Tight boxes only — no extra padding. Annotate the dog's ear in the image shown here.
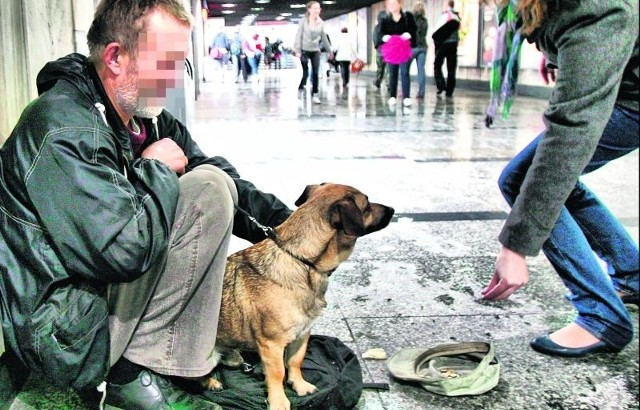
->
[330,198,366,236]
[295,185,315,207]
[294,184,321,207]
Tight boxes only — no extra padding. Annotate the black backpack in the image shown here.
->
[201,335,363,410]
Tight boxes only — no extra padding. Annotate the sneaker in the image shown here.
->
[312,95,321,104]
[402,98,412,107]
[388,97,396,105]
[105,369,221,410]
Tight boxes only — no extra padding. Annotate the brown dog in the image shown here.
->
[204,183,394,410]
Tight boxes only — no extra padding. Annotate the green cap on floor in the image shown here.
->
[387,341,500,396]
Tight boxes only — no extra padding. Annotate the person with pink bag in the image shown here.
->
[379,0,417,107]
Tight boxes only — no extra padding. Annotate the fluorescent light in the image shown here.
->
[222,3,235,7]
[290,3,306,7]
[275,16,285,20]
[323,1,336,4]
[255,0,270,3]
[280,12,292,16]
[222,10,235,14]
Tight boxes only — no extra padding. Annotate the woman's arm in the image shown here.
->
[499,1,638,256]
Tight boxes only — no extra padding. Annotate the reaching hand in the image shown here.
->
[382,35,391,43]
[481,246,529,301]
[539,55,557,85]
[401,32,411,40]
[141,138,188,175]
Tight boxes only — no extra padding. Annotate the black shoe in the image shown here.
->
[105,370,221,410]
[436,89,444,95]
[445,92,453,97]
[529,334,618,358]
[619,290,639,306]
[373,80,380,89]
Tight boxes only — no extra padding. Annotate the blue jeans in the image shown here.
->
[498,105,639,349]
[387,61,411,99]
[247,52,261,76]
[411,47,427,97]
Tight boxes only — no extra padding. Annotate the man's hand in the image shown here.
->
[539,55,557,85]
[141,138,188,174]
[481,246,529,301]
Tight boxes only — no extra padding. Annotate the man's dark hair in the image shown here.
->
[87,0,193,64]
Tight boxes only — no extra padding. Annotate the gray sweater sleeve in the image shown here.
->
[499,0,639,256]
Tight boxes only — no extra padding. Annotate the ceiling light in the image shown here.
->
[323,1,336,4]
[250,7,263,11]
[290,3,306,8]
[255,0,270,3]
[222,10,235,14]
[275,16,285,20]
[221,3,235,7]
[280,12,292,16]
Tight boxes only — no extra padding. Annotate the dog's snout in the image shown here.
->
[381,205,395,225]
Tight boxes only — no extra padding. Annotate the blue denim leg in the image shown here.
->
[411,47,427,97]
[498,105,639,349]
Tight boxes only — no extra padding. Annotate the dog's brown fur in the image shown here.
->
[204,183,394,410]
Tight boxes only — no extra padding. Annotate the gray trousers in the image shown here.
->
[108,165,237,378]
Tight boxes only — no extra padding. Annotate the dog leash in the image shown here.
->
[234,205,276,239]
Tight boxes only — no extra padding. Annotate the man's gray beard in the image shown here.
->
[115,72,164,120]
[135,106,164,119]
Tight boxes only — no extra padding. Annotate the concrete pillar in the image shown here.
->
[0,0,96,145]
[0,0,30,144]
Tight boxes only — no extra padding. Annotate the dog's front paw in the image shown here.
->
[203,377,223,391]
[290,379,317,396]
[267,391,291,410]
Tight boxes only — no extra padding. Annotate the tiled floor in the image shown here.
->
[10,67,639,409]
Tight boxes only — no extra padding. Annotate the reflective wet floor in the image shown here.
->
[9,68,639,409]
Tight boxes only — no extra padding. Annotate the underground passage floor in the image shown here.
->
[8,67,639,410]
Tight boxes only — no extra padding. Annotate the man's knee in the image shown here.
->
[179,165,238,219]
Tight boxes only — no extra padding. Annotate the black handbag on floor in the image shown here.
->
[201,335,363,410]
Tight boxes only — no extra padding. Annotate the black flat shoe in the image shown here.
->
[530,334,618,358]
[619,290,640,306]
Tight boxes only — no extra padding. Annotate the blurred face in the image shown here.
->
[308,2,321,18]
[115,8,190,118]
[386,0,401,14]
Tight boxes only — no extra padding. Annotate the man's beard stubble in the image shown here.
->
[115,63,164,120]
